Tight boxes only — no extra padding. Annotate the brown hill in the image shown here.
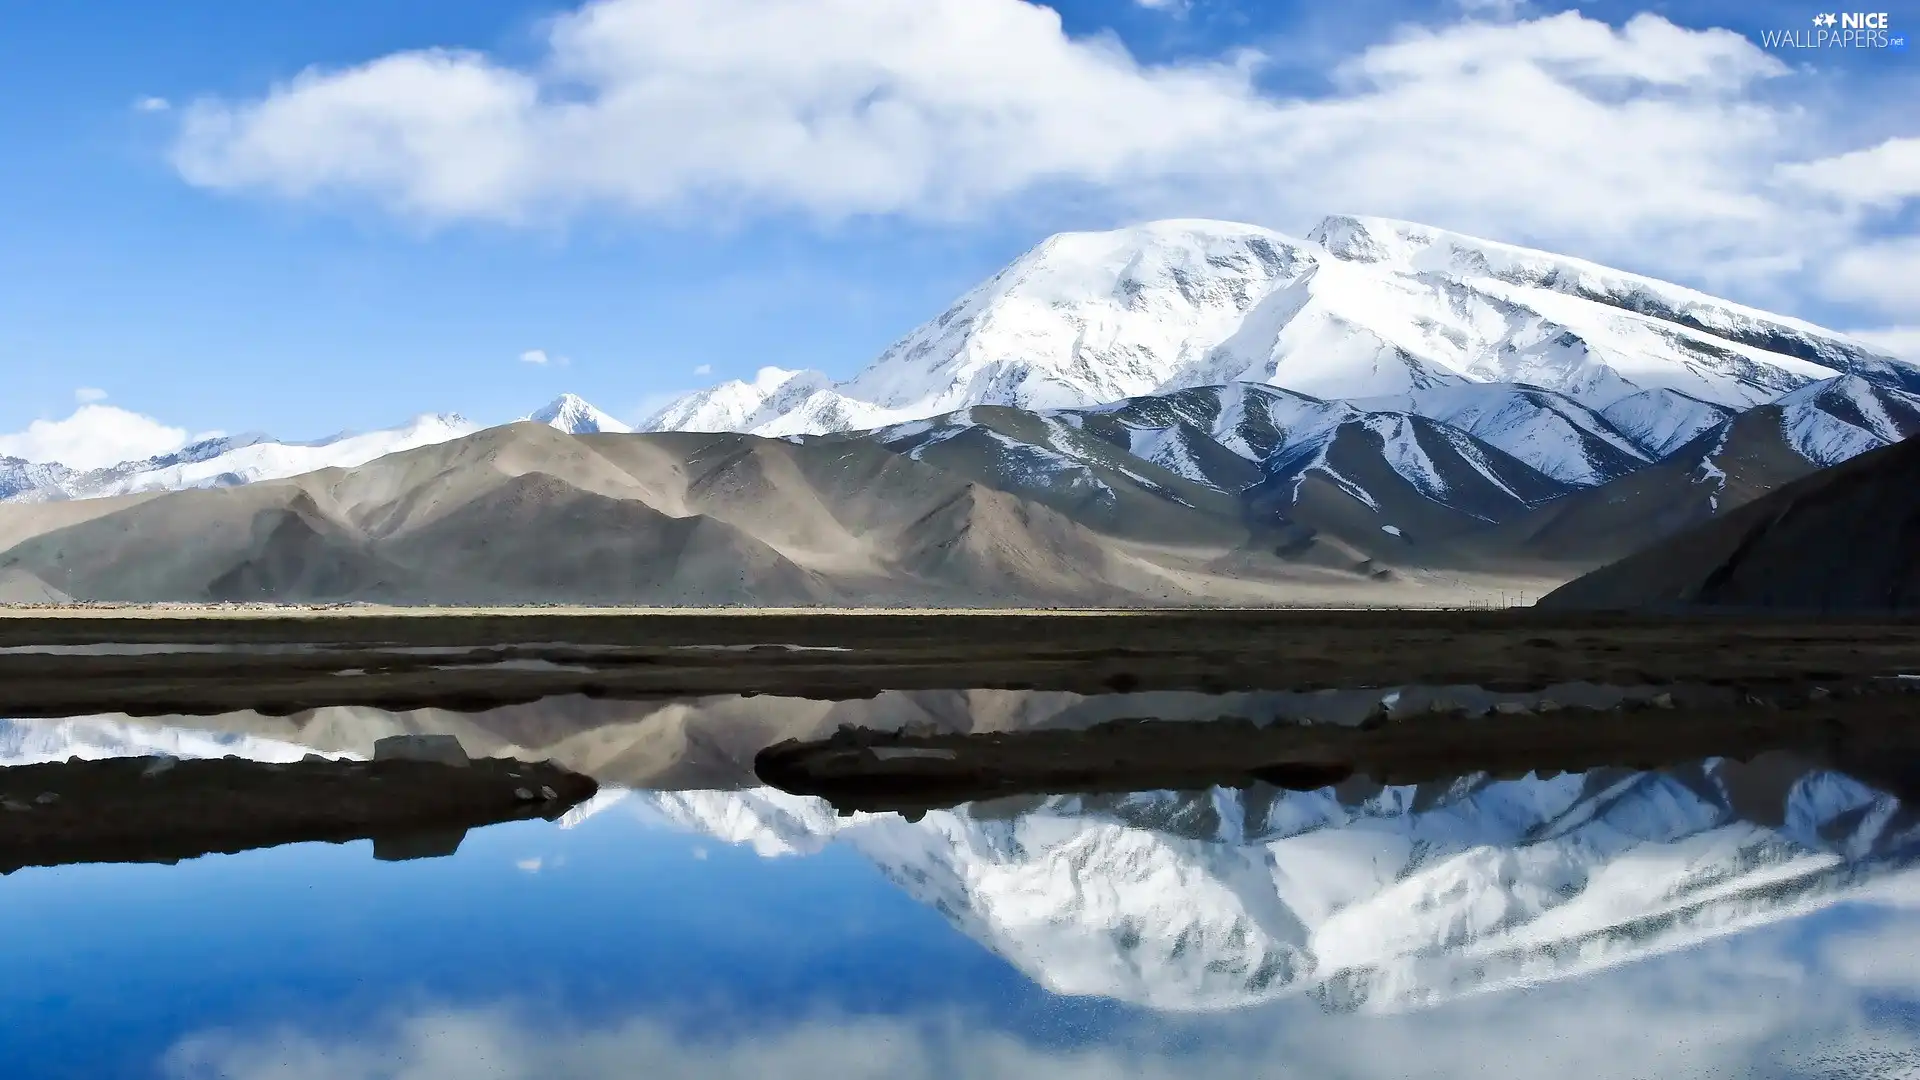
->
[0,423,1516,606]
[1539,434,1920,611]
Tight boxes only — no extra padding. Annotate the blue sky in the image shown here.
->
[1,0,1916,457]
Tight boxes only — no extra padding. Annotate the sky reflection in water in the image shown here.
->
[2,727,1920,1078]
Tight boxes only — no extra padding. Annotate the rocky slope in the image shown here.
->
[1540,431,1920,610]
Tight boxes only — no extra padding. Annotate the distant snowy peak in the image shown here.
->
[1,412,479,504]
[527,393,632,435]
[641,367,832,433]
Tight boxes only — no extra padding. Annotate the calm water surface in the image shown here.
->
[3,706,1919,1079]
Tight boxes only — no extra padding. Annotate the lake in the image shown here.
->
[2,702,1919,1079]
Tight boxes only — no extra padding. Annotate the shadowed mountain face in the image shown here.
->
[1542,433,1920,611]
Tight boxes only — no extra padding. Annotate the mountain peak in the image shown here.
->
[527,394,632,435]
[640,213,1896,444]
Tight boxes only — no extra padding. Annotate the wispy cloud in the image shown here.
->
[134,95,171,113]
[74,387,108,404]
[519,348,569,366]
[692,363,712,376]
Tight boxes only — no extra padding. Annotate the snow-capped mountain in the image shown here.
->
[526,393,633,435]
[3,215,1914,578]
[644,216,1909,439]
[0,392,633,505]
[644,367,840,434]
[647,759,1919,1014]
[0,413,478,504]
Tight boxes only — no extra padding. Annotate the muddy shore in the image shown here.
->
[754,678,1920,816]
[1,610,1919,716]
[0,753,597,873]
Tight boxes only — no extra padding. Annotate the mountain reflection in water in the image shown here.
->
[2,699,1919,1078]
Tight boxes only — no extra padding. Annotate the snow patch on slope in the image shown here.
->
[1776,375,1920,468]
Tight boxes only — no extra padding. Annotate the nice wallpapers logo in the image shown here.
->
[1761,12,1907,50]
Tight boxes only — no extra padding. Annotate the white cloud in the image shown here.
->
[1134,0,1190,13]
[169,2,1917,315]
[134,96,172,113]
[1778,136,1920,212]
[1846,326,1920,360]
[74,387,108,404]
[516,857,543,873]
[520,349,551,365]
[0,405,216,471]
[692,363,713,376]
[1820,236,1920,312]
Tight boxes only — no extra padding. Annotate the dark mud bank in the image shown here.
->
[5,611,1920,715]
[756,678,1920,816]
[0,752,597,873]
